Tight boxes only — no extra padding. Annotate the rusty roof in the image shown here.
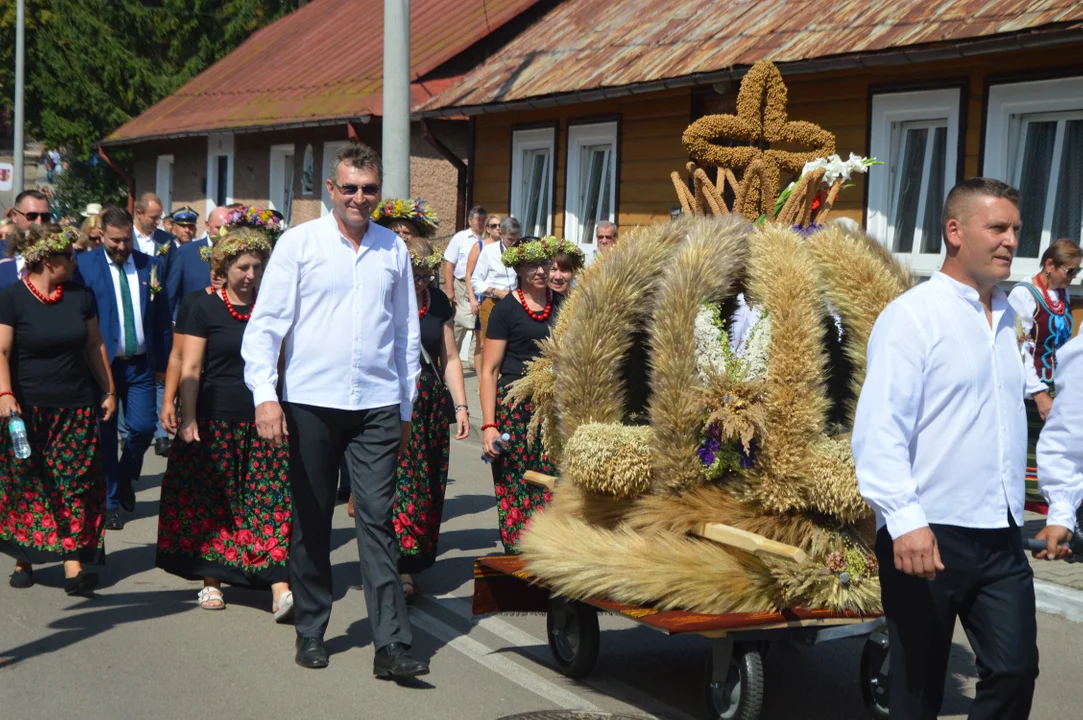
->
[418,0,1083,114]
[104,0,541,144]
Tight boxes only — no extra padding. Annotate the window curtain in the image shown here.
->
[1052,120,1083,244]
[920,127,948,254]
[891,127,928,254]
[579,144,612,243]
[282,154,295,226]
[522,149,550,236]
[1017,121,1057,258]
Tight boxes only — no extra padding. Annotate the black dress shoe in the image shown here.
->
[118,480,136,512]
[64,571,99,595]
[295,636,329,669]
[104,509,125,531]
[373,642,429,680]
[154,437,172,457]
[9,567,33,588]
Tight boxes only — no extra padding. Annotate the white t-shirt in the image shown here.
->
[444,229,482,280]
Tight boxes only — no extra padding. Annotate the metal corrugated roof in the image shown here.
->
[418,0,1083,114]
[104,0,540,144]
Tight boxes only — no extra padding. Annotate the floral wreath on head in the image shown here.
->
[199,227,273,268]
[218,205,288,244]
[372,198,440,238]
[409,249,443,273]
[23,227,79,265]
[500,235,565,267]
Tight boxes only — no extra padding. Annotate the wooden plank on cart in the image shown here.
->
[694,523,808,564]
[523,471,557,490]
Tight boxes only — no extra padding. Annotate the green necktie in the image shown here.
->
[116,263,137,357]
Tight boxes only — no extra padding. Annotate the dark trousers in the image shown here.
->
[876,521,1039,720]
[284,402,411,648]
[100,356,156,511]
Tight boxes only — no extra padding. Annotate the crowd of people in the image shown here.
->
[0,142,602,677]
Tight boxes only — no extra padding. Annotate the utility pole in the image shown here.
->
[13,0,26,196]
[382,0,410,198]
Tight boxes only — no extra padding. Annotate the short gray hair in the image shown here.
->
[596,220,617,236]
[500,216,521,236]
[330,143,382,183]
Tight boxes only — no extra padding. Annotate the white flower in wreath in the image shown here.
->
[694,304,727,383]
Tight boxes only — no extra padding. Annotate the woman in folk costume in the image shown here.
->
[1008,238,1082,505]
[480,237,575,553]
[0,225,116,593]
[348,198,470,601]
[156,216,294,618]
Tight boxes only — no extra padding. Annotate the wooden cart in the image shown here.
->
[473,555,889,720]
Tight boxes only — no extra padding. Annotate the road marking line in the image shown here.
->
[410,607,600,711]
[432,594,698,720]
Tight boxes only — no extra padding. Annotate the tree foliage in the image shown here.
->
[0,0,300,156]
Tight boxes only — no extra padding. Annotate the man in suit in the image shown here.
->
[166,205,230,315]
[169,206,198,246]
[0,190,53,288]
[75,207,171,530]
[133,192,176,457]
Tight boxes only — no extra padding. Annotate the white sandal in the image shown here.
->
[197,586,226,610]
[273,590,294,623]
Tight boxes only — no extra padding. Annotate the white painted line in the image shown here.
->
[432,594,699,720]
[1034,579,1083,624]
[410,606,600,711]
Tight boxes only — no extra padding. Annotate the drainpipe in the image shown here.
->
[421,119,466,230]
[97,146,135,214]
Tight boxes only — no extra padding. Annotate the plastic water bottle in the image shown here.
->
[482,433,510,465]
[9,412,30,460]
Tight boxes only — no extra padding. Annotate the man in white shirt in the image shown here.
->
[133,192,175,259]
[443,205,487,365]
[470,216,521,343]
[853,178,1072,719]
[242,143,427,680]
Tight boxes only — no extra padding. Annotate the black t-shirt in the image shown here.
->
[185,291,255,422]
[485,291,563,382]
[420,287,454,375]
[174,289,209,335]
[0,281,98,408]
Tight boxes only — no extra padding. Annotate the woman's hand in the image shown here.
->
[99,393,117,422]
[482,426,503,459]
[1034,391,1054,421]
[469,295,480,315]
[0,393,20,418]
[178,418,200,444]
[160,401,178,435]
[454,408,470,440]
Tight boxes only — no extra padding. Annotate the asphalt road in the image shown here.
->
[2,438,1081,720]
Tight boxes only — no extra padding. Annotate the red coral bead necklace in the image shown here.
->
[517,287,552,322]
[24,277,63,304]
[1035,273,1066,315]
[221,287,255,321]
[418,289,429,319]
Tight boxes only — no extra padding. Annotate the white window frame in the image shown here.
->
[510,127,555,236]
[985,76,1083,281]
[866,88,960,276]
[563,121,618,247]
[268,143,295,222]
[321,140,351,216]
[155,154,174,213]
[205,133,234,211]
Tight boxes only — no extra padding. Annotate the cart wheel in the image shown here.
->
[860,631,890,719]
[547,596,600,679]
[705,644,764,720]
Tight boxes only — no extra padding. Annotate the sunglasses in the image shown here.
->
[1067,268,1081,278]
[331,181,380,197]
[413,272,435,284]
[14,209,53,222]
[486,222,500,228]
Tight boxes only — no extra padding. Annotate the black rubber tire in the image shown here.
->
[704,644,764,720]
[546,596,601,679]
[860,634,890,719]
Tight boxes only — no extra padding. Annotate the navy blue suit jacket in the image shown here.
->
[74,246,171,372]
[143,227,176,273]
[0,240,18,289]
[165,236,211,316]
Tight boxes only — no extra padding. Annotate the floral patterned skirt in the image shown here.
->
[156,418,291,588]
[0,406,105,565]
[395,371,450,574]
[492,383,554,554]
